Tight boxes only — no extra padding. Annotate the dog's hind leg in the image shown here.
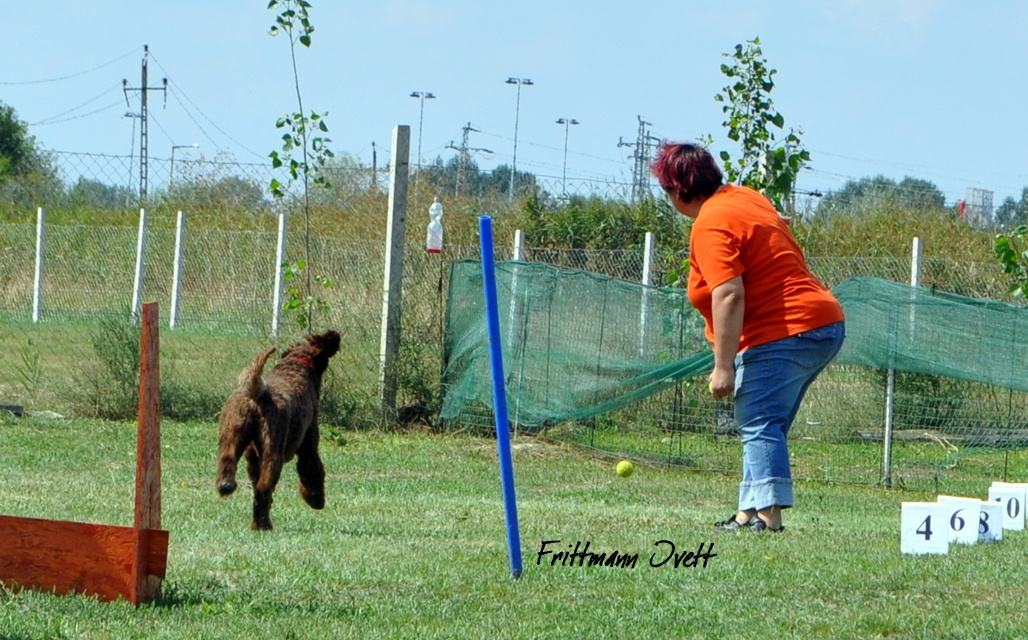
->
[244,445,260,489]
[252,452,284,530]
[296,426,326,510]
[216,424,253,497]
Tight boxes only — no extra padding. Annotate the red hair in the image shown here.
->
[650,141,723,202]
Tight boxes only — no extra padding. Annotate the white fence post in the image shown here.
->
[508,229,527,436]
[883,236,923,487]
[512,229,525,261]
[32,207,45,324]
[379,125,411,420]
[271,212,287,337]
[508,229,526,349]
[130,208,148,324]
[170,210,186,329]
[639,231,655,355]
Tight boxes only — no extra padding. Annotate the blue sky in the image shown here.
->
[3,1,1027,207]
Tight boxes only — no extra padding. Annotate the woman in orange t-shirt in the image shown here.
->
[652,142,845,533]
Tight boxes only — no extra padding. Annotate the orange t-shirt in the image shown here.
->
[687,185,844,350]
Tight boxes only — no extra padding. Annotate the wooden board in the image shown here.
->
[0,515,167,603]
[0,301,168,605]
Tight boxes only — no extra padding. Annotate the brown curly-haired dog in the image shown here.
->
[216,330,341,530]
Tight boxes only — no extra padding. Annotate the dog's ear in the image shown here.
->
[308,330,341,358]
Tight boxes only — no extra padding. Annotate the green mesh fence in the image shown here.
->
[441,260,713,427]
[833,276,1028,390]
[440,260,1028,489]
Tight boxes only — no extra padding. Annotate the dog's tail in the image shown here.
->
[238,346,276,399]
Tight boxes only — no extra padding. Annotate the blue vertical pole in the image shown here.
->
[479,215,523,579]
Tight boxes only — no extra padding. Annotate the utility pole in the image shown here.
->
[445,122,492,197]
[618,115,661,203]
[371,141,378,191]
[123,45,167,201]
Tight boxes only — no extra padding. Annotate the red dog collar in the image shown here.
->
[294,356,315,370]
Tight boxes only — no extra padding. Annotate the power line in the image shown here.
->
[0,48,138,85]
[146,111,177,148]
[32,98,125,127]
[149,52,266,161]
[30,84,124,126]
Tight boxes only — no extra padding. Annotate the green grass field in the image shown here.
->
[1,416,1027,639]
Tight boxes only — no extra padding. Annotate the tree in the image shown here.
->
[818,175,946,215]
[710,38,810,213]
[0,101,61,208]
[192,175,268,212]
[896,177,946,210]
[995,223,1028,299]
[66,177,134,209]
[267,0,334,333]
[419,156,539,199]
[994,187,1028,228]
[0,101,39,177]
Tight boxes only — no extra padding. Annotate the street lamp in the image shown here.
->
[505,77,533,198]
[170,143,198,188]
[556,118,579,196]
[409,91,435,177]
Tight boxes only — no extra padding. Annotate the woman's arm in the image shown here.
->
[709,276,744,399]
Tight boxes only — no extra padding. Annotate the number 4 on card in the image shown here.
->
[901,502,949,555]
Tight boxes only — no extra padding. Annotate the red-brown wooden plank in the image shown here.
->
[0,515,168,603]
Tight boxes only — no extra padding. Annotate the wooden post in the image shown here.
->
[379,125,410,421]
[132,301,163,605]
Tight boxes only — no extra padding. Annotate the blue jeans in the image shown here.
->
[733,321,845,512]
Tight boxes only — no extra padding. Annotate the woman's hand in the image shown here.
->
[709,366,735,400]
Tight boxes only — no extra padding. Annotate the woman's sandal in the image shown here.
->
[751,519,785,533]
[714,514,759,531]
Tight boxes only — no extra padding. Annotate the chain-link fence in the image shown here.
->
[3,149,1027,491]
[32,149,646,210]
[3,209,1026,491]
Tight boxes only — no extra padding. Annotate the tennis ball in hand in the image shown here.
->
[616,460,635,478]
[708,380,714,394]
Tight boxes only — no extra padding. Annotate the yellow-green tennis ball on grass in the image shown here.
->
[616,460,635,478]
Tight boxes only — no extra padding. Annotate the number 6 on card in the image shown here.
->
[937,495,981,545]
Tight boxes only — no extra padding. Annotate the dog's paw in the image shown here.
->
[218,480,237,496]
[252,518,274,531]
[301,488,325,510]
